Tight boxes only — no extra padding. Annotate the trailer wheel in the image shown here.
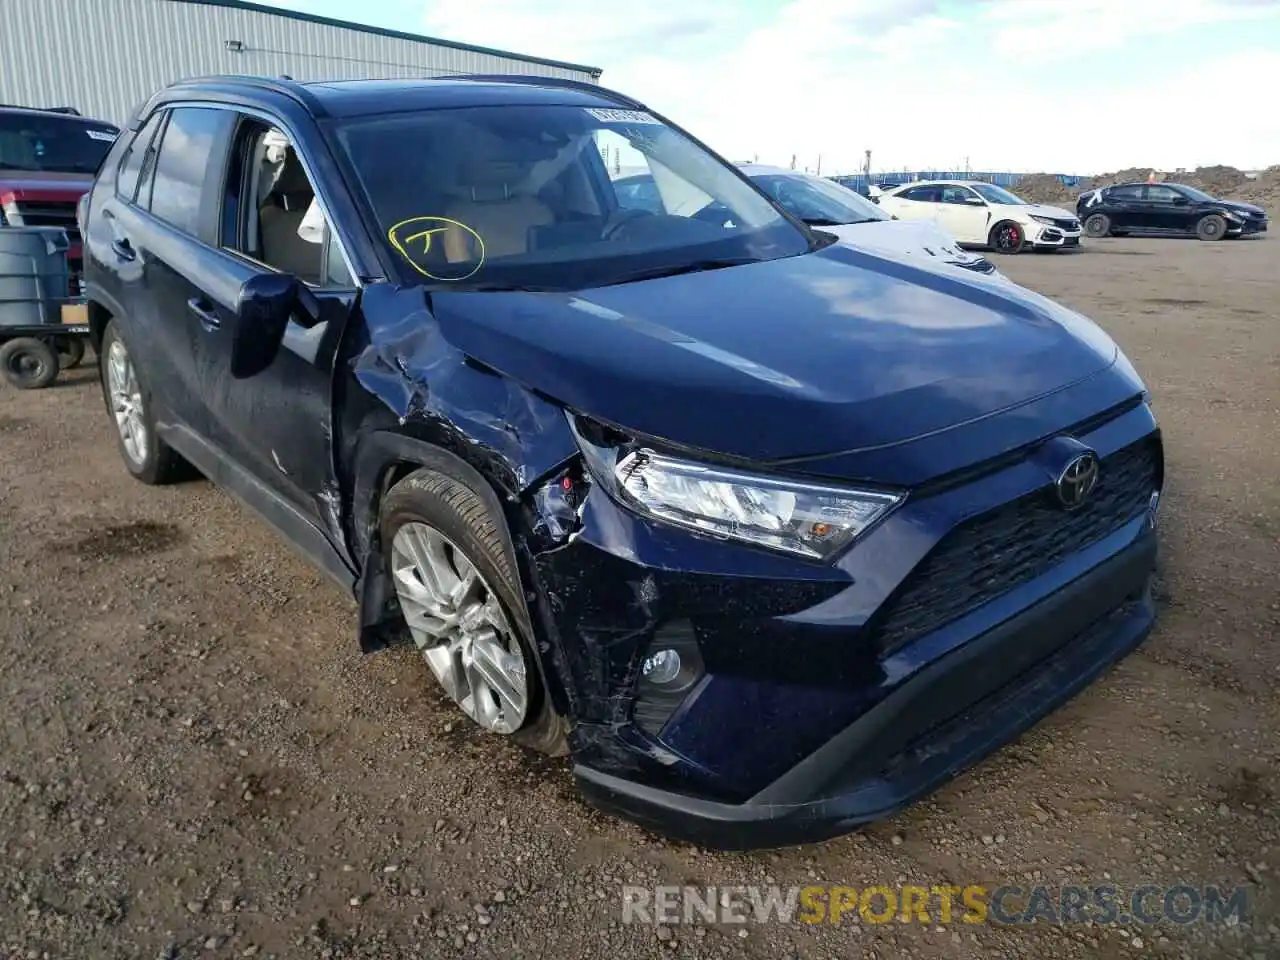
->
[54,336,86,370]
[0,337,60,390]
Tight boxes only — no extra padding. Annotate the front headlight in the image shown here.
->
[611,449,902,560]
[1030,215,1058,226]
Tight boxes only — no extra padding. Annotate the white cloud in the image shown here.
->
[416,0,1280,173]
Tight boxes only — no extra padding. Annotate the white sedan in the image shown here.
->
[735,165,1003,279]
[874,180,1082,254]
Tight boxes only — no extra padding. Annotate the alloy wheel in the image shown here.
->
[107,339,148,466]
[389,521,530,734]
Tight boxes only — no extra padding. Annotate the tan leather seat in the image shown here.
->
[441,155,553,263]
[259,150,322,283]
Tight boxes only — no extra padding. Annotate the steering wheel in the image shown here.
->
[601,207,655,240]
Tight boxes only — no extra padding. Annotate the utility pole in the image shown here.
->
[815,154,822,176]
[863,149,872,179]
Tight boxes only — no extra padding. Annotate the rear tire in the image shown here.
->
[1196,214,1227,241]
[99,320,187,485]
[0,338,59,389]
[1084,213,1111,238]
[381,465,569,756]
[989,221,1025,254]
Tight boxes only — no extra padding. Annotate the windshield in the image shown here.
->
[970,183,1028,205]
[336,105,810,290]
[0,113,117,174]
[1176,184,1217,203]
[751,173,888,225]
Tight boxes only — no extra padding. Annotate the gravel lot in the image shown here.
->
[1,237,1277,960]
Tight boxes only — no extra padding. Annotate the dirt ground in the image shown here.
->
[1,237,1277,960]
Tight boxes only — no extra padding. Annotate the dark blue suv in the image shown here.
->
[80,75,1163,849]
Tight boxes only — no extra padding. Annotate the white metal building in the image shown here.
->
[0,0,602,126]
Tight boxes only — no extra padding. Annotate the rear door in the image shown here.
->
[1101,184,1145,230]
[98,106,236,435]
[886,184,945,224]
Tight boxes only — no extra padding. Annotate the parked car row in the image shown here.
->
[71,73,1165,849]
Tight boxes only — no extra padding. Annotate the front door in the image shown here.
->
[190,114,358,557]
[937,184,990,244]
[1143,184,1193,232]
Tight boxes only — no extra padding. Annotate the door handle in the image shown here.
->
[110,238,136,261]
[187,298,221,331]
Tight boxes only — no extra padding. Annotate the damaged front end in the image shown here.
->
[338,284,848,803]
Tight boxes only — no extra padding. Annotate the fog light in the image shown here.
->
[641,649,682,685]
[1148,490,1161,530]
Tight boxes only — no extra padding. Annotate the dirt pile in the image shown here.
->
[1013,164,1278,210]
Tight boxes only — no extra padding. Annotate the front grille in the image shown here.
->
[870,437,1160,654]
[10,201,80,244]
[1053,217,1080,232]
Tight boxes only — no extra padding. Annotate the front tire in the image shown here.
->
[1196,214,1227,241]
[380,466,568,756]
[1084,213,1111,238]
[990,221,1025,254]
[99,321,187,484]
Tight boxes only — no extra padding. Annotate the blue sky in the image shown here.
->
[258,0,1280,175]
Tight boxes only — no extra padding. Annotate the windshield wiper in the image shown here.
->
[801,217,852,227]
[599,257,760,286]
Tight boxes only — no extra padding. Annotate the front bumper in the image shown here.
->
[526,400,1163,848]
[1230,218,1268,235]
[575,530,1156,849]
[1030,224,1083,248]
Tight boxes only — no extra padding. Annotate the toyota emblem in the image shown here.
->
[1056,453,1100,509]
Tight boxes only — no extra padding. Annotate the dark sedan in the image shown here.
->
[1078,181,1268,241]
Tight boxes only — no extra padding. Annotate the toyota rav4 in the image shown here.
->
[80,75,1163,849]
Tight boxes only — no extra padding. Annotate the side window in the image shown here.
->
[149,107,235,238]
[1108,185,1142,201]
[220,118,352,287]
[940,186,978,204]
[115,112,164,202]
[901,186,940,203]
[1144,185,1181,203]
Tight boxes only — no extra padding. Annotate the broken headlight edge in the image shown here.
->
[567,414,903,562]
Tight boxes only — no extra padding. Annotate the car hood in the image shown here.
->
[1222,200,1266,216]
[0,169,93,201]
[818,219,991,269]
[1014,203,1077,221]
[427,243,1120,466]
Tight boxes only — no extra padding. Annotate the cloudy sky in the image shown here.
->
[256,0,1280,175]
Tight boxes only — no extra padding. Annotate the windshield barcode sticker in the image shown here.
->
[85,129,116,141]
[586,108,659,125]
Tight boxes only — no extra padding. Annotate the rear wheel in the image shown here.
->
[1084,213,1111,238]
[0,337,59,389]
[381,466,568,755]
[1196,214,1227,241]
[99,321,187,484]
[990,221,1025,254]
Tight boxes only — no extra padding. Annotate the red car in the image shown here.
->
[0,105,119,294]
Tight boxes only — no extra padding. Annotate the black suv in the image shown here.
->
[80,75,1163,848]
[1077,181,1268,241]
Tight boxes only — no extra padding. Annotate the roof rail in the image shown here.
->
[164,74,329,117]
[443,74,646,110]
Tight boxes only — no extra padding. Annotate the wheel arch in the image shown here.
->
[349,428,577,718]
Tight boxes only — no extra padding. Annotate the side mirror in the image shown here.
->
[964,197,987,206]
[1171,196,1189,205]
[229,272,299,378]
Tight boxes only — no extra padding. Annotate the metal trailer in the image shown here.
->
[0,226,89,389]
